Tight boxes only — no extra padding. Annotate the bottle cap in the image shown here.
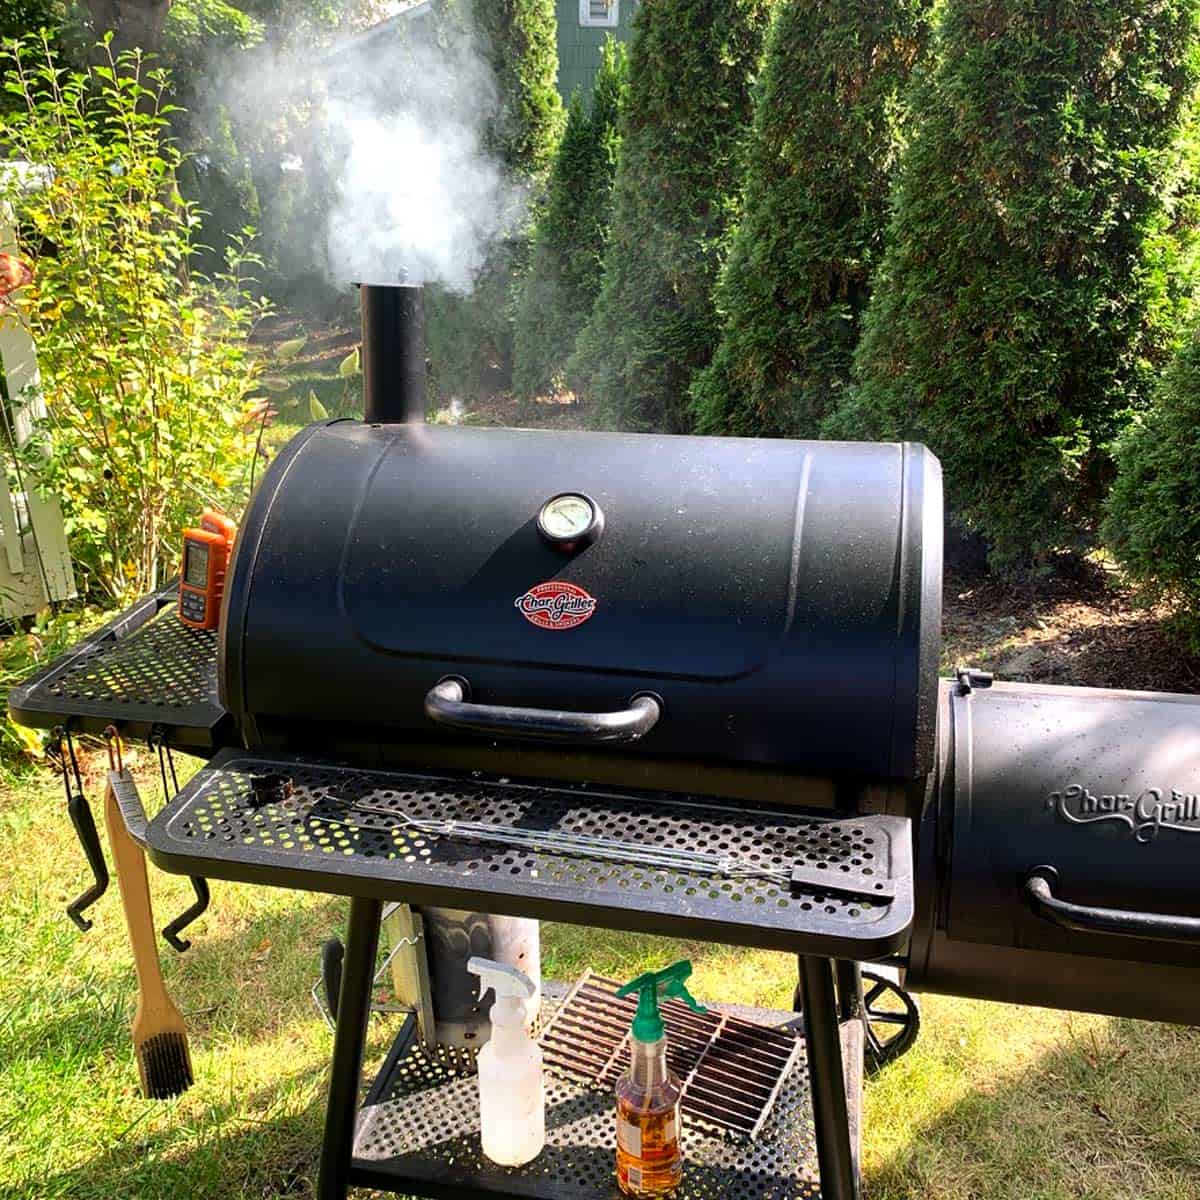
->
[616,959,706,1042]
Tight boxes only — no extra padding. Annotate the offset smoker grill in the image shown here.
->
[12,281,1200,1200]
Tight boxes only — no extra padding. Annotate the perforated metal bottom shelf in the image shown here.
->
[7,586,229,750]
[351,999,862,1200]
[146,752,913,957]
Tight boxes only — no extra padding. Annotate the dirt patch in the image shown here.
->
[251,312,358,371]
[441,388,597,431]
[942,558,1200,694]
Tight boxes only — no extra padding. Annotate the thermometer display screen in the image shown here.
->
[184,541,210,588]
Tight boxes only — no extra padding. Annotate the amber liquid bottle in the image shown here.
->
[615,1035,683,1197]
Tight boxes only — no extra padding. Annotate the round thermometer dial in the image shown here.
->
[537,493,603,548]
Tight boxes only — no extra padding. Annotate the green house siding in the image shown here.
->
[555,0,637,100]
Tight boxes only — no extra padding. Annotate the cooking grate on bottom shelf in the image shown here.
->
[540,971,802,1141]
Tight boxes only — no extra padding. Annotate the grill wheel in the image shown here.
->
[860,970,920,1074]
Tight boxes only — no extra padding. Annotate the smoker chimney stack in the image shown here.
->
[360,282,427,424]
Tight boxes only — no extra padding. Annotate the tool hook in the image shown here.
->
[150,726,212,953]
[56,726,109,931]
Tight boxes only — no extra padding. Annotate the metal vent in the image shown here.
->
[540,972,802,1140]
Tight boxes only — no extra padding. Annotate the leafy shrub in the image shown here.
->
[1,38,268,603]
[828,0,1200,566]
[513,38,626,399]
[1104,325,1200,641]
[570,0,771,432]
[690,0,930,438]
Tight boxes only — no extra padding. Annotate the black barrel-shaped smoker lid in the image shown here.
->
[221,424,941,780]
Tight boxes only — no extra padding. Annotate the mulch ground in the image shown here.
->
[942,557,1200,694]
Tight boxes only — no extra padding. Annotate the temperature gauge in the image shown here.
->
[537,493,603,549]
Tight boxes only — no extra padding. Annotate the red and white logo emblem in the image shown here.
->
[514,581,598,630]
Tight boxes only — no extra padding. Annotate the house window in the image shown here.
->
[580,0,618,27]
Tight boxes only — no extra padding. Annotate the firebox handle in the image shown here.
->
[424,677,661,743]
[1026,867,1200,945]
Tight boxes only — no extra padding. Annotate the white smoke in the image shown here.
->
[190,7,524,294]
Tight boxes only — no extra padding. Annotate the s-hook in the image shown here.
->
[149,725,211,953]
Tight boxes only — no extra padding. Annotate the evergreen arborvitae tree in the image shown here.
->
[470,0,565,182]
[513,38,626,399]
[1103,323,1200,643]
[426,0,565,398]
[827,0,1200,565]
[570,0,772,432]
[690,0,929,438]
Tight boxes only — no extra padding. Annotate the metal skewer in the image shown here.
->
[310,796,793,885]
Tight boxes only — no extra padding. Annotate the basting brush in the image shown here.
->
[102,765,194,1099]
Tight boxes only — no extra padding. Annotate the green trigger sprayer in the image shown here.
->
[614,961,707,1197]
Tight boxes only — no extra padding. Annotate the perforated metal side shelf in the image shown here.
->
[351,999,861,1200]
[146,752,913,957]
[7,586,229,750]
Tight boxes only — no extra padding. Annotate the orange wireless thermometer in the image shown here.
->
[178,527,230,630]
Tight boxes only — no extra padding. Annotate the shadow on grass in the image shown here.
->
[22,1066,329,1200]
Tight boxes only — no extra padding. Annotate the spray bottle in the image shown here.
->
[466,956,545,1166]
[614,960,707,1197]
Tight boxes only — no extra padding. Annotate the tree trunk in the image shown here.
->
[85,0,173,57]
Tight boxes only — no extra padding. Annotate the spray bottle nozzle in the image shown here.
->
[467,956,536,1024]
[616,959,706,1043]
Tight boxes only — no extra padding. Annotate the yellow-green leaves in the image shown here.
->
[274,335,307,362]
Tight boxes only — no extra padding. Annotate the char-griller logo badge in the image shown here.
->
[1047,783,1200,844]
[514,581,598,630]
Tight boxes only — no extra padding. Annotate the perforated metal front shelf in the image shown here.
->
[7,587,229,750]
[146,752,913,957]
[351,1000,859,1200]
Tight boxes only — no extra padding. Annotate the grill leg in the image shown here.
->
[797,955,860,1200]
[317,895,382,1200]
[835,959,862,1022]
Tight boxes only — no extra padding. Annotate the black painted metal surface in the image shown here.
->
[907,679,1200,1025]
[7,586,230,750]
[145,752,914,957]
[221,426,942,781]
[361,283,427,424]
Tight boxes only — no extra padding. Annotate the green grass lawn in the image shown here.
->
[2,755,1199,1200]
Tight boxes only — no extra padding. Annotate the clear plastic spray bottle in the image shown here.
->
[614,960,707,1197]
[467,956,545,1167]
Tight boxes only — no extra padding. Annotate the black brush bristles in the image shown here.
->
[137,1031,194,1099]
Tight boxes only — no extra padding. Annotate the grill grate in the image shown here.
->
[149,752,914,957]
[352,997,853,1199]
[45,609,217,711]
[8,587,226,747]
[540,972,802,1140]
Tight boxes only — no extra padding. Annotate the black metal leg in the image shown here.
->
[798,956,859,1200]
[835,960,862,1023]
[317,896,382,1200]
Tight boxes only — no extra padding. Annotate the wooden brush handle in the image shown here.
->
[103,770,170,1012]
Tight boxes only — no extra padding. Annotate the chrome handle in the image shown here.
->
[424,677,661,744]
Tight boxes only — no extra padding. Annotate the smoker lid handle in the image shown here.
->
[1025,867,1200,946]
[424,677,661,744]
